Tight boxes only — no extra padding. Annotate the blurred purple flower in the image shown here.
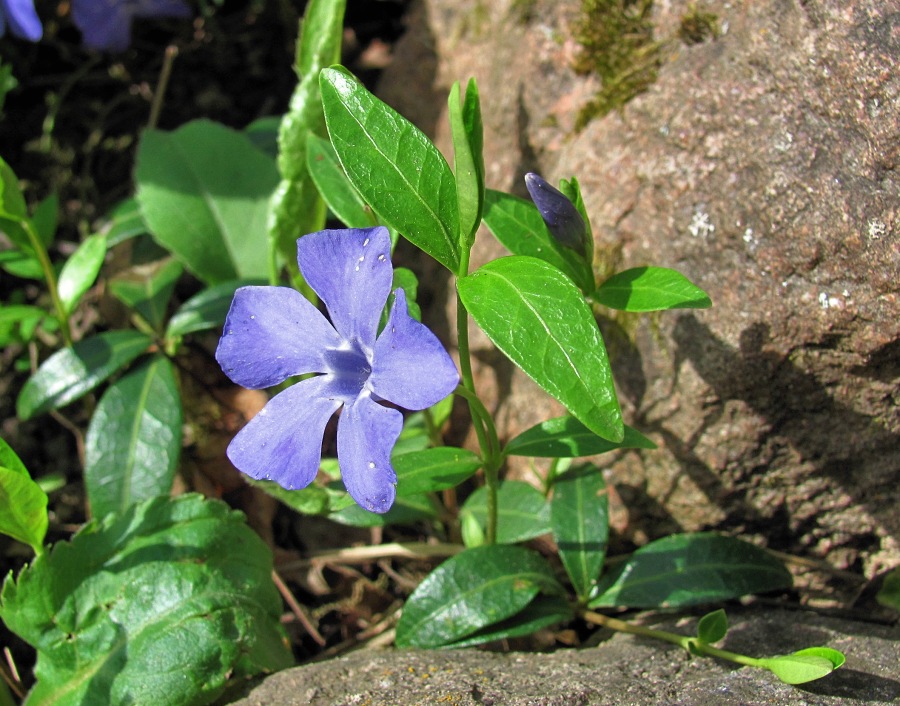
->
[216,227,459,514]
[0,0,42,41]
[525,172,589,257]
[71,0,191,52]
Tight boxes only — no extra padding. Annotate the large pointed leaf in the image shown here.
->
[16,331,153,420]
[551,464,608,599]
[84,355,183,519]
[0,494,291,706]
[448,595,574,648]
[506,416,655,458]
[393,447,482,497]
[594,266,711,311]
[395,545,562,647]
[320,67,460,271]
[306,132,375,228]
[458,256,623,442]
[136,120,278,284]
[448,78,484,251]
[589,532,792,609]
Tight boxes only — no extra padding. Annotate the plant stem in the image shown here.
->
[581,611,764,669]
[455,250,502,544]
[22,218,72,347]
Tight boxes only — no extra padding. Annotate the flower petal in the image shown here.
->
[369,289,459,410]
[217,286,342,389]
[337,394,402,513]
[226,376,340,490]
[3,0,42,40]
[297,227,393,350]
[71,0,131,51]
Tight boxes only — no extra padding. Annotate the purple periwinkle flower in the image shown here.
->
[71,0,191,52]
[525,172,589,257]
[216,227,459,514]
[0,0,42,41]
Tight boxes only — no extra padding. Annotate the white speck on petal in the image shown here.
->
[368,462,376,469]
[250,315,256,320]
[377,254,386,262]
[363,238,370,247]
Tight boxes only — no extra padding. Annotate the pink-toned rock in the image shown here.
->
[377,0,899,580]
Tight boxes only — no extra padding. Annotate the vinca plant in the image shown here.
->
[0,0,847,703]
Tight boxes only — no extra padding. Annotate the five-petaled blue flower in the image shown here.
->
[72,0,191,52]
[0,0,42,41]
[216,227,459,513]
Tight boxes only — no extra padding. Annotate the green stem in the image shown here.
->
[22,218,72,347]
[581,611,764,669]
[455,250,502,544]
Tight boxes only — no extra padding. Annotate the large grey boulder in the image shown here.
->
[376,0,899,578]
[228,608,900,705]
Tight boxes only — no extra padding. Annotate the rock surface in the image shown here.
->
[228,608,900,705]
[376,0,900,580]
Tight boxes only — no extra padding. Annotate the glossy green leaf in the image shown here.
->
[594,266,711,311]
[449,595,574,648]
[696,608,728,644]
[551,464,608,599]
[0,494,292,705]
[84,356,182,519]
[482,189,592,291]
[761,648,845,685]
[559,176,593,264]
[589,532,792,609]
[448,78,485,250]
[246,478,332,515]
[30,193,59,248]
[0,248,42,279]
[16,331,152,420]
[0,438,48,554]
[0,154,27,220]
[394,447,482,497]
[165,278,265,339]
[506,416,655,458]
[320,67,460,271]
[109,258,183,331]
[136,119,278,284]
[458,256,623,442]
[306,132,375,228]
[57,234,107,314]
[102,198,148,247]
[460,481,551,545]
[330,493,436,528]
[387,267,421,324]
[395,545,562,647]
[268,0,346,264]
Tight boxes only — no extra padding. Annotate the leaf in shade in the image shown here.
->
[506,416,655,458]
[460,481,551,545]
[594,266,711,311]
[165,278,265,339]
[109,258,183,331]
[394,447,482,497]
[448,595,574,648]
[306,132,376,229]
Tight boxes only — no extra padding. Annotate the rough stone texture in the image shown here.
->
[227,609,900,705]
[376,0,900,579]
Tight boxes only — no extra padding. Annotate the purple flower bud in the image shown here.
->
[525,172,588,257]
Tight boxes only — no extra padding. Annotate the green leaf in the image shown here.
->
[482,189,592,292]
[0,154,27,220]
[136,119,279,284]
[458,256,623,442]
[448,595,574,648]
[394,447,482,497]
[101,198,148,247]
[109,258,183,331]
[696,608,728,644]
[388,267,421,323]
[460,481,551,545]
[320,67,460,271]
[330,493,436,528]
[84,356,183,519]
[268,0,346,264]
[594,266,711,311]
[761,648,845,685]
[246,478,332,516]
[876,566,900,611]
[506,416,655,458]
[588,532,792,609]
[30,192,59,248]
[395,545,563,647]
[16,331,152,420]
[57,234,107,314]
[448,78,485,250]
[559,176,593,264]
[306,132,375,228]
[165,278,265,339]
[551,464,608,599]
[0,494,292,705]
[0,438,48,554]
[244,116,281,159]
